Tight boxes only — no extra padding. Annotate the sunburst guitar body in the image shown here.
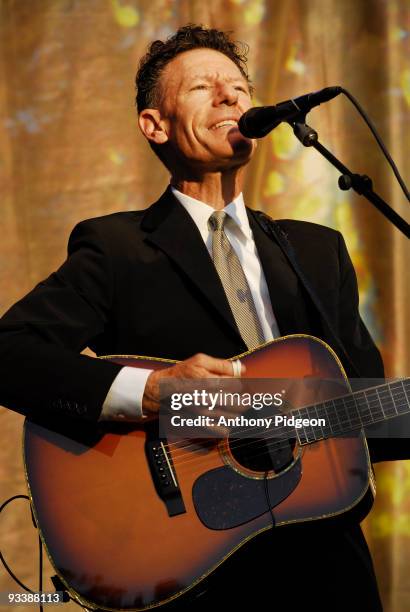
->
[24,335,409,610]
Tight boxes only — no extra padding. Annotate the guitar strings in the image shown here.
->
[168,391,408,466]
[165,399,409,477]
[158,397,409,473]
[159,384,410,470]
[161,379,407,458]
[161,377,407,456]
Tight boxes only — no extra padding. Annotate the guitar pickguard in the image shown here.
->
[192,455,302,529]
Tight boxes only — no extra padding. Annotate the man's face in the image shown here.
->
[148,48,256,171]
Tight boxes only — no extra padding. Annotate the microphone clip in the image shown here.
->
[291,121,318,147]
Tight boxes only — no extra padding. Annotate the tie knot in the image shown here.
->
[208,210,227,232]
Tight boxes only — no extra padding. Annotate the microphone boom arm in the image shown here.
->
[290,120,410,238]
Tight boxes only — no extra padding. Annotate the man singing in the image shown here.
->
[0,24,396,611]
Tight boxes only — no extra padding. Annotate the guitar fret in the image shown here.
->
[334,398,345,432]
[295,406,317,445]
[303,411,315,443]
[326,399,343,435]
[316,403,332,437]
[358,392,383,423]
[375,388,397,417]
[391,389,406,414]
[336,397,353,433]
[381,385,398,417]
[354,393,369,424]
[293,408,305,445]
[341,396,362,429]
[366,393,389,416]
[314,404,325,439]
[368,390,384,421]
[402,380,410,412]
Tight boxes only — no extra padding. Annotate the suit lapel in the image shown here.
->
[141,189,313,342]
[247,209,313,336]
[141,188,243,343]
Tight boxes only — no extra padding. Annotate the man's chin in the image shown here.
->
[209,145,253,168]
[228,138,255,165]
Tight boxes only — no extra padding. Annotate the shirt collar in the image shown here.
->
[170,185,252,241]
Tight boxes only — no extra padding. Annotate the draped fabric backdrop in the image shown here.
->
[0,1,409,610]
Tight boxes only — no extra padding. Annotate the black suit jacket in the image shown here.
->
[0,187,384,421]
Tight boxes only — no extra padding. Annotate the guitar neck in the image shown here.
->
[292,379,410,445]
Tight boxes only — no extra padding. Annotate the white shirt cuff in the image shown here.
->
[99,366,153,421]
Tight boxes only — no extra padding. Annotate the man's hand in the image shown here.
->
[142,353,245,418]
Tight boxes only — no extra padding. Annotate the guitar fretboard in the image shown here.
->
[292,379,410,445]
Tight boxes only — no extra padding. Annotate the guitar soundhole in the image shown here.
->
[228,435,296,474]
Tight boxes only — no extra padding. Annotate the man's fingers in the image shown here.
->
[191,354,245,377]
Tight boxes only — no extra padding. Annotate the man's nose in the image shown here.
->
[214,83,239,106]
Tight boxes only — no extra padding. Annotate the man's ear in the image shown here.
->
[138,109,169,145]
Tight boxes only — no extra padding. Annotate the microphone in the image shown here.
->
[238,86,342,138]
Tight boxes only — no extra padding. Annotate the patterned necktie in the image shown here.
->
[208,210,265,350]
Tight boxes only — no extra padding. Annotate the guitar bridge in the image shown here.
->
[146,439,186,517]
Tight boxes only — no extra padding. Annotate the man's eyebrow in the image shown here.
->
[186,74,249,85]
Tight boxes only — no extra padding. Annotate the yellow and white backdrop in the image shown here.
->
[0,1,409,610]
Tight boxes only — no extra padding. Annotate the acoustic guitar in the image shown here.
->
[23,334,409,611]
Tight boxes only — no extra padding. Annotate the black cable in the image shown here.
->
[1,496,43,611]
[263,472,276,533]
[1,495,81,609]
[38,533,43,612]
[0,495,34,593]
[340,87,410,202]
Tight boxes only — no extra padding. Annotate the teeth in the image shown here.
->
[211,120,238,129]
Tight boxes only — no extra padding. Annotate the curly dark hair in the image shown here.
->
[135,24,253,113]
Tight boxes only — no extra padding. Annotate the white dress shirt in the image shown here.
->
[100,187,280,421]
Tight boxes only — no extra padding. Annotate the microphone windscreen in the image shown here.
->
[238,106,281,138]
